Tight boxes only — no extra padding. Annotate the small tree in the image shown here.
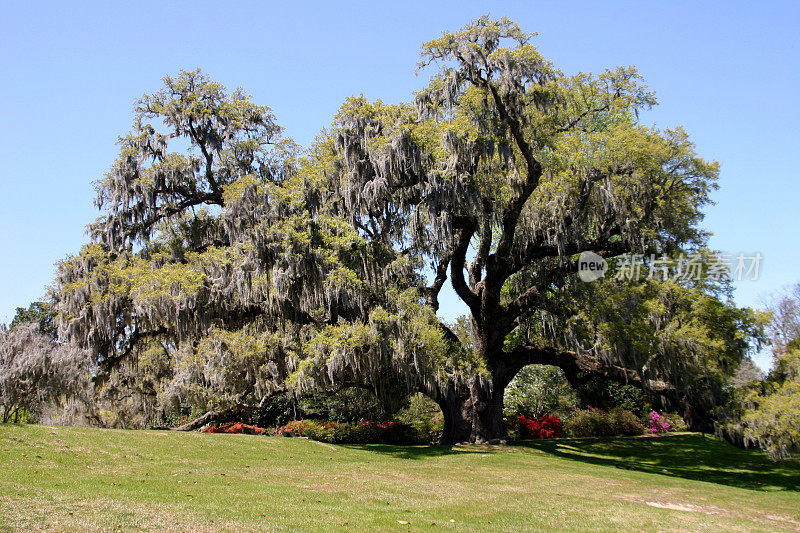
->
[0,322,89,423]
[735,284,800,459]
[741,348,800,460]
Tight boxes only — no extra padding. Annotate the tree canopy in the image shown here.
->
[48,18,763,443]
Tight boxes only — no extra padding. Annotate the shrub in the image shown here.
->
[394,393,443,443]
[509,414,562,439]
[576,378,652,419]
[663,412,688,432]
[400,415,443,444]
[202,422,266,434]
[255,393,295,428]
[274,419,418,444]
[563,408,645,437]
[299,388,386,424]
[647,410,672,433]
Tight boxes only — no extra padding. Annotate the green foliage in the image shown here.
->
[718,283,800,460]
[576,377,652,419]
[394,393,444,443]
[663,412,688,432]
[10,301,56,338]
[504,365,578,418]
[275,419,418,444]
[299,387,386,424]
[254,393,295,428]
[563,408,645,438]
[0,406,31,424]
[741,348,800,460]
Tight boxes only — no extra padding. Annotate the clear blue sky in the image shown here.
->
[1,1,797,369]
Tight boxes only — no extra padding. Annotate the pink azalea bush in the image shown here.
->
[647,410,672,433]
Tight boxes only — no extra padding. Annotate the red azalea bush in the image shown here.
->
[510,414,563,439]
[202,422,266,435]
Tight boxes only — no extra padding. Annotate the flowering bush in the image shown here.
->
[509,414,563,439]
[273,419,419,444]
[647,411,673,433]
[202,422,266,435]
[563,408,645,437]
[663,412,687,432]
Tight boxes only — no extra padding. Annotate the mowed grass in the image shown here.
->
[1,425,799,531]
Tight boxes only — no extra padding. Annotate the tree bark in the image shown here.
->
[171,407,238,431]
[436,382,509,445]
[434,383,472,445]
[435,355,517,445]
[463,378,508,444]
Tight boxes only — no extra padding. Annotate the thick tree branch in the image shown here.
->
[450,224,481,315]
[555,102,611,133]
[424,253,452,312]
[188,117,221,195]
[468,206,493,286]
[507,343,677,398]
[486,83,543,264]
[95,327,169,377]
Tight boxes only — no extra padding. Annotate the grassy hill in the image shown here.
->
[1,424,799,531]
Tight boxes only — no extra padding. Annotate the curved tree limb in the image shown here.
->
[450,223,481,315]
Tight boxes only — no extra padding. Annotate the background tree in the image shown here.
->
[503,365,578,419]
[10,301,57,338]
[728,283,800,459]
[0,316,89,423]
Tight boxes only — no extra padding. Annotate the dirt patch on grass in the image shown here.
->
[616,495,800,531]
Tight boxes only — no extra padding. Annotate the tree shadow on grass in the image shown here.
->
[339,443,472,460]
[518,434,800,492]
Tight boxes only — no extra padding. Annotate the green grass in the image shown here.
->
[1,425,799,531]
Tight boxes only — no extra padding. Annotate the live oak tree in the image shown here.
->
[54,69,449,429]
[53,19,760,443]
[322,17,757,441]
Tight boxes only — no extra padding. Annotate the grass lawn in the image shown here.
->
[1,425,799,531]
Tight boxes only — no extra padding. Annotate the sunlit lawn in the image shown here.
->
[1,424,799,531]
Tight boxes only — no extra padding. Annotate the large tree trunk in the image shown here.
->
[434,383,472,445]
[463,378,508,444]
[436,380,509,445]
[435,348,518,445]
